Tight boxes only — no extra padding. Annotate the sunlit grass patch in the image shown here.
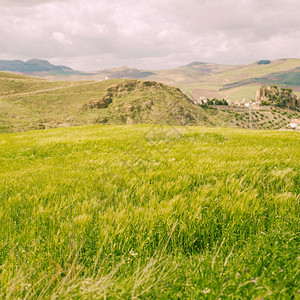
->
[0,125,299,298]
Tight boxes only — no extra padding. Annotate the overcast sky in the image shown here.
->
[0,0,299,71]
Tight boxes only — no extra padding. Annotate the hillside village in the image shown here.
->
[194,85,300,131]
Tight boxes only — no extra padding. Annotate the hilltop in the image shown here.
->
[95,66,155,79]
[85,80,210,126]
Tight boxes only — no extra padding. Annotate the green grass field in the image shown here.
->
[0,125,299,299]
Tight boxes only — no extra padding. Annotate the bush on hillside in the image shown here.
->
[257,60,271,65]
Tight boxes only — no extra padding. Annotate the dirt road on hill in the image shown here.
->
[0,80,100,99]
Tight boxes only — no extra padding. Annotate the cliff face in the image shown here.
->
[256,86,299,109]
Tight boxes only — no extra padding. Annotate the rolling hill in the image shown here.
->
[148,58,300,102]
[2,58,300,103]
[1,70,299,134]
[0,72,216,133]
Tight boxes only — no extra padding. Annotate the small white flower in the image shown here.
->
[202,287,210,294]
[129,249,138,257]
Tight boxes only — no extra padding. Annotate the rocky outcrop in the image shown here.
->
[88,80,193,110]
[89,94,113,109]
[86,80,209,126]
[256,86,299,110]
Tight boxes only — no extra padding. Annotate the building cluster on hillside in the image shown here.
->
[279,119,300,131]
[194,97,207,105]
[237,98,260,108]
[288,119,300,130]
[194,88,300,131]
[195,85,299,111]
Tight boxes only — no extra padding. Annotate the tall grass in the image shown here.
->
[0,125,299,299]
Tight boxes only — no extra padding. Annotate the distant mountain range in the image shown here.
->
[0,59,83,75]
[1,58,300,102]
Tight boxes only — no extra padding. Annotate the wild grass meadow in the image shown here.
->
[0,125,299,299]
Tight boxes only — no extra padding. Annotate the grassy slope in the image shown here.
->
[1,72,299,134]
[137,59,300,102]
[0,73,117,132]
[0,72,75,96]
[217,59,300,84]
[194,59,300,102]
[145,63,238,87]
[89,81,215,127]
[256,68,300,87]
[8,59,300,104]
[148,59,300,103]
[0,125,299,299]
[202,106,300,130]
[0,73,216,133]
[136,59,300,103]
[223,84,261,102]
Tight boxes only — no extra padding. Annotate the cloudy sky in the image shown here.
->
[0,0,299,71]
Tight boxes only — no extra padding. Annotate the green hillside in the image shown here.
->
[216,59,300,84]
[0,125,299,299]
[85,80,212,126]
[202,106,300,130]
[189,59,300,102]
[0,72,76,96]
[97,59,300,103]
[0,73,214,133]
[1,71,299,133]
[257,68,300,87]
[6,58,300,104]
[0,72,114,132]
[92,59,300,103]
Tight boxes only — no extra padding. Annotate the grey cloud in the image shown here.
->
[0,0,71,6]
[0,0,299,70]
